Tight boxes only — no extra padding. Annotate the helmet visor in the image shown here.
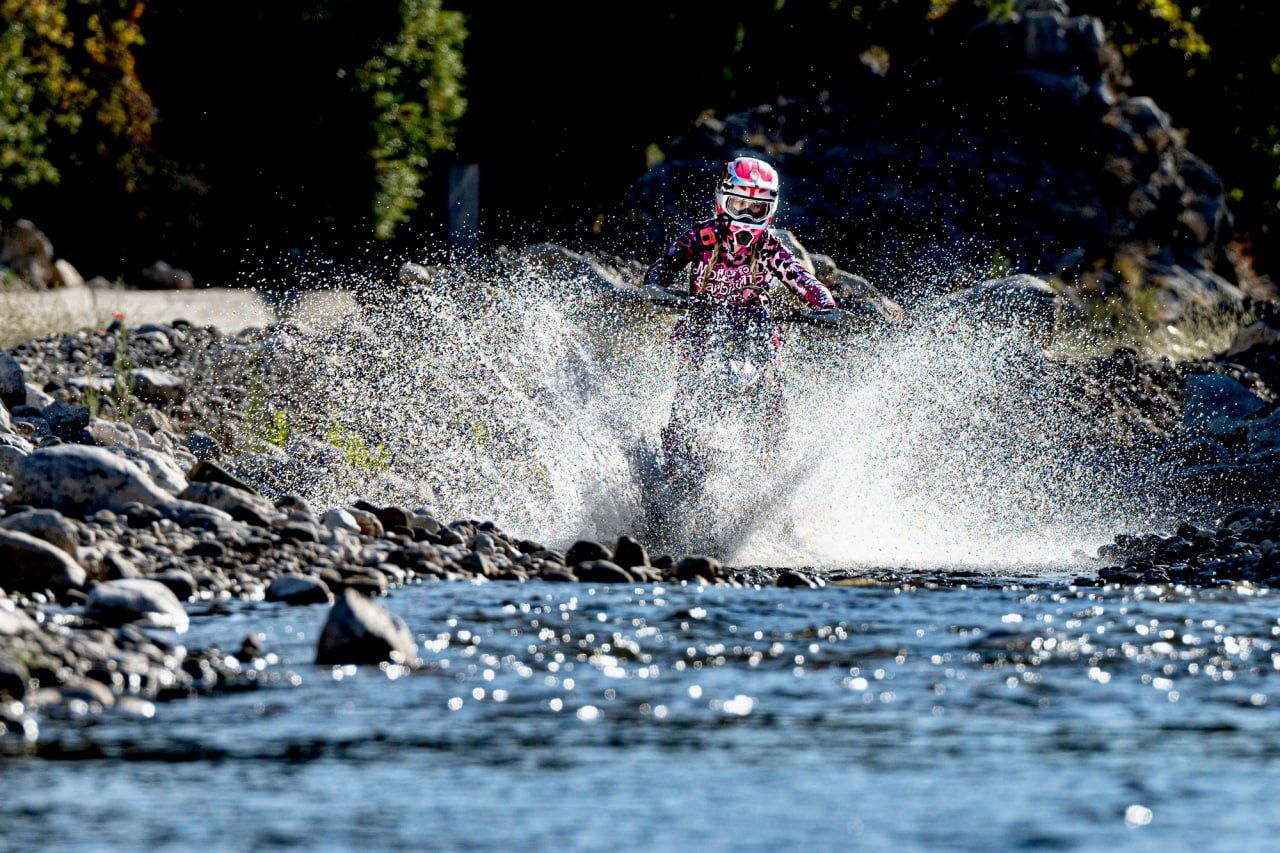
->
[723,193,774,224]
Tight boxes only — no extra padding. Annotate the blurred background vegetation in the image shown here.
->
[0,0,1275,283]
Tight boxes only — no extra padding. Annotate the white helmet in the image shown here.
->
[713,156,779,247]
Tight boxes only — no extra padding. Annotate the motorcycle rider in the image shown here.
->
[644,155,836,493]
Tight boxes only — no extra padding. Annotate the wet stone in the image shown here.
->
[575,560,633,584]
[266,574,333,606]
[315,589,419,666]
[186,431,222,460]
[185,540,226,559]
[187,459,256,493]
[675,555,721,582]
[612,536,649,569]
[152,570,198,601]
[567,540,612,565]
[85,579,189,632]
[777,571,818,589]
[0,658,30,700]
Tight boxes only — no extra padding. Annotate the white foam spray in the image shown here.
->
[260,256,1136,569]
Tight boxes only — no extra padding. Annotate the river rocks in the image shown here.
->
[0,353,24,408]
[10,298,1280,749]
[84,579,190,632]
[777,570,824,589]
[177,481,275,527]
[187,459,256,493]
[315,589,419,666]
[0,509,80,557]
[1183,374,1266,433]
[322,508,361,533]
[0,529,87,592]
[0,605,39,637]
[266,574,333,605]
[140,260,195,290]
[566,539,612,566]
[11,445,176,516]
[612,535,649,570]
[129,369,186,406]
[0,657,29,700]
[0,220,57,289]
[575,560,633,584]
[945,275,1059,339]
[41,401,90,442]
[675,555,721,582]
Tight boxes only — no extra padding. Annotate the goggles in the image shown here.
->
[721,192,775,225]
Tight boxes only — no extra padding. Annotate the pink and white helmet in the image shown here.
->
[713,156,779,247]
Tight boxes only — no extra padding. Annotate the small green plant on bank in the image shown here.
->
[988,249,1013,279]
[80,312,134,417]
[78,313,134,420]
[326,423,391,473]
[239,352,291,452]
[109,313,136,422]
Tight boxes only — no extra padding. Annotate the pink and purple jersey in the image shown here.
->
[644,219,836,311]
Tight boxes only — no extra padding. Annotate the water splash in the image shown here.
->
[256,254,1139,568]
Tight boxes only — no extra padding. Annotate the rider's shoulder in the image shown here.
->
[758,228,787,252]
[687,218,720,247]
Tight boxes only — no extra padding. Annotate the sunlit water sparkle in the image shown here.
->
[8,578,1280,850]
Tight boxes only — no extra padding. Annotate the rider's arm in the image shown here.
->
[764,238,837,310]
[644,227,701,291]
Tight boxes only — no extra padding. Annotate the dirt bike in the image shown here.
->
[637,284,858,554]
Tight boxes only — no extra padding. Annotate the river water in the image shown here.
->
[5,267,1265,849]
[5,573,1279,851]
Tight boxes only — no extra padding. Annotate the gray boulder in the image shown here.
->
[42,401,89,441]
[0,509,80,557]
[322,508,361,533]
[315,589,419,666]
[10,445,175,515]
[0,529,87,592]
[947,275,1059,339]
[0,220,55,288]
[0,606,39,637]
[178,481,275,527]
[0,445,27,476]
[129,369,186,406]
[266,574,333,606]
[85,579,189,632]
[123,448,189,494]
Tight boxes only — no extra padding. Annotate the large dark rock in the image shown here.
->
[315,589,420,666]
[0,353,25,409]
[0,529,86,592]
[566,540,612,565]
[178,481,275,527]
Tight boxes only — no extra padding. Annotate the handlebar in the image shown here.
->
[641,285,858,328]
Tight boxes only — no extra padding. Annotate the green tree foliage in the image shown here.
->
[0,0,152,208]
[358,0,467,239]
[3,1,466,261]
[2,0,1275,277]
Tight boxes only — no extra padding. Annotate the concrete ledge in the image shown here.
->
[0,287,275,347]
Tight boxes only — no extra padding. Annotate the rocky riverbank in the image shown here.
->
[4,269,1280,742]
